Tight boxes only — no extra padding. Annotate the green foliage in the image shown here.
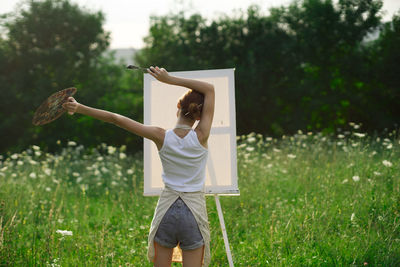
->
[0,128,399,265]
[0,0,143,154]
[136,0,399,136]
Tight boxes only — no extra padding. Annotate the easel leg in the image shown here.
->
[214,194,234,267]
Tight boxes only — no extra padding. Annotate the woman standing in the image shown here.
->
[63,66,214,267]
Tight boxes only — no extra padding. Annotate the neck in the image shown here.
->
[175,117,194,130]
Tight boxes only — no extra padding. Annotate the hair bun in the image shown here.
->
[188,103,199,115]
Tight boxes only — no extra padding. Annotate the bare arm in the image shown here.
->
[62,97,165,150]
[148,66,215,144]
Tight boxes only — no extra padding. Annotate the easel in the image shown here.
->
[214,194,234,266]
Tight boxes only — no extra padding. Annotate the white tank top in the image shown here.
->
[158,129,208,192]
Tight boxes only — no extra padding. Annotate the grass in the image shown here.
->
[0,125,399,266]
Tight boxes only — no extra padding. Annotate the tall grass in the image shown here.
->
[1,125,399,266]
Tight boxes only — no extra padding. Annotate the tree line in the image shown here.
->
[0,0,399,154]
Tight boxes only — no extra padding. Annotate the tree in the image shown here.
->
[0,0,143,153]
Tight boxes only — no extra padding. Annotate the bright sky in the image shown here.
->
[1,0,399,49]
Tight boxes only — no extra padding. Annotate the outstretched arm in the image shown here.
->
[62,97,165,150]
[148,66,215,145]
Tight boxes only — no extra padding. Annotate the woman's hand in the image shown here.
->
[147,66,174,84]
[62,97,80,115]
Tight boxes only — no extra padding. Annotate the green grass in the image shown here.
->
[1,126,399,266]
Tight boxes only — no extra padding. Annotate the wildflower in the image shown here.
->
[337,142,343,146]
[29,160,38,165]
[11,154,18,160]
[373,171,381,176]
[35,151,41,157]
[287,154,296,159]
[273,148,281,153]
[101,166,109,173]
[17,160,23,166]
[342,179,348,184]
[127,169,134,175]
[307,132,312,135]
[117,170,122,176]
[94,169,100,176]
[247,136,256,143]
[45,187,51,192]
[76,177,83,183]
[32,145,40,151]
[108,146,116,154]
[68,141,77,146]
[56,140,61,145]
[353,132,366,138]
[337,134,345,139]
[382,160,393,167]
[140,225,146,230]
[267,163,273,168]
[72,172,80,177]
[352,175,360,182]
[266,137,273,142]
[350,213,355,221]
[119,152,127,159]
[44,168,51,176]
[246,146,254,152]
[386,144,393,149]
[56,230,73,236]
[29,172,37,179]
[97,156,104,161]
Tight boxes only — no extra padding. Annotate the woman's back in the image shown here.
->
[159,129,208,192]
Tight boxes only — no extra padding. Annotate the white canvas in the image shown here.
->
[143,69,239,196]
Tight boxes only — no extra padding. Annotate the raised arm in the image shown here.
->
[148,66,215,144]
[62,97,165,150]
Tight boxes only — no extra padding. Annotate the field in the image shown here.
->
[1,125,399,266]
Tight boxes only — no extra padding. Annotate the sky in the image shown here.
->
[1,0,399,49]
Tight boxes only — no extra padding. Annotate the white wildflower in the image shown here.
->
[117,170,122,176]
[111,181,118,186]
[101,166,108,173]
[68,141,77,146]
[45,187,51,192]
[44,168,51,176]
[266,137,273,142]
[56,230,73,236]
[373,171,381,176]
[127,169,134,175]
[140,225,146,230]
[29,172,37,179]
[247,136,256,143]
[273,148,281,153]
[29,160,37,165]
[17,160,23,166]
[287,154,296,159]
[267,163,273,168]
[107,146,116,154]
[119,152,127,159]
[337,134,345,139]
[353,132,366,138]
[34,151,41,157]
[94,169,100,176]
[246,146,255,152]
[350,213,355,221]
[32,145,40,151]
[11,154,18,160]
[386,143,393,149]
[72,172,80,177]
[352,175,360,182]
[76,177,83,183]
[382,160,393,167]
[342,179,348,184]
[97,156,103,161]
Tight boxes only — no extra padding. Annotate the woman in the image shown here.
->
[63,66,215,267]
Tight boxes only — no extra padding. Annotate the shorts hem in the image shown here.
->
[180,239,205,251]
[154,236,177,249]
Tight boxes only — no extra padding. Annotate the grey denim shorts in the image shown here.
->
[154,197,204,250]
